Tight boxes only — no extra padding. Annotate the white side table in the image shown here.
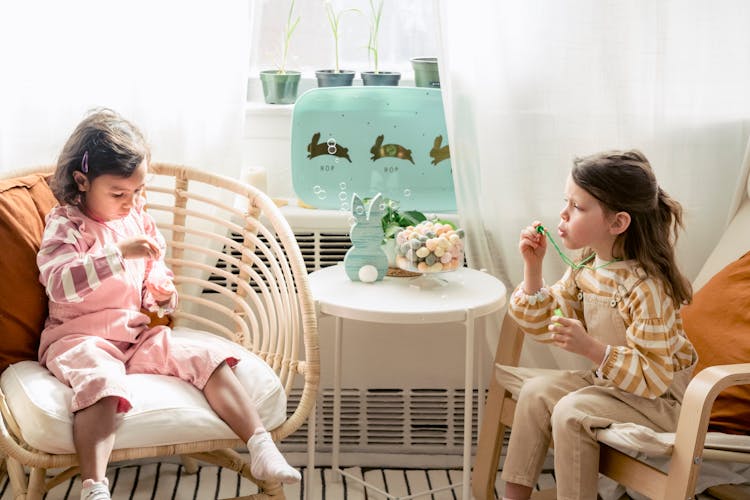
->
[308,264,507,499]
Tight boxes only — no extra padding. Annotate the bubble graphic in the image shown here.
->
[403,189,412,198]
[328,145,337,155]
[317,189,327,200]
[327,138,337,146]
[340,202,349,212]
[338,191,348,202]
[313,185,322,194]
[354,205,365,216]
[339,182,347,190]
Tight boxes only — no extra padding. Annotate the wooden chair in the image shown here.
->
[0,163,320,499]
[472,163,750,500]
[472,314,750,500]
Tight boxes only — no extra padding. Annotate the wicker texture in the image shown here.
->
[0,163,320,500]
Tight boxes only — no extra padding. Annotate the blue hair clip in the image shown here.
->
[81,151,89,174]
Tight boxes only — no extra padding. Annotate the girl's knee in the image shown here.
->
[550,392,585,432]
[516,374,564,412]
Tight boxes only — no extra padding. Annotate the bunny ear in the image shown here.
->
[351,194,367,220]
[367,193,385,219]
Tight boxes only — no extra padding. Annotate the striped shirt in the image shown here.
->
[509,260,697,399]
[37,202,175,314]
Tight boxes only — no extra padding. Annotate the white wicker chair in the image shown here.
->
[0,163,320,500]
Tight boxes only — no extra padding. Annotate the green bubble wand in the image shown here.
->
[536,225,619,271]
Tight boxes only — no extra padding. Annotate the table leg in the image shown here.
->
[463,311,476,499]
[305,402,316,499]
[332,315,343,482]
[477,315,488,429]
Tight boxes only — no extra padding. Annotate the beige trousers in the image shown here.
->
[497,367,684,500]
[498,286,693,500]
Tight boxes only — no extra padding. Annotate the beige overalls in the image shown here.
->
[497,273,696,500]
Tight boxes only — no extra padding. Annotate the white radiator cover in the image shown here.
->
[206,202,497,461]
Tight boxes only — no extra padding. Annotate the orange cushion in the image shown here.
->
[0,174,59,373]
[681,250,750,434]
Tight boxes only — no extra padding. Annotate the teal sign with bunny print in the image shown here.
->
[344,193,389,282]
[291,87,456,212]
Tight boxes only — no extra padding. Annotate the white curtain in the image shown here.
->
[0,1,250,177]
[437,0,750,368]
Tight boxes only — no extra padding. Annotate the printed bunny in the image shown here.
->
[307,132,352,162]
[344,193,389,282]
[370,135,415,164]
[429,135,451,165]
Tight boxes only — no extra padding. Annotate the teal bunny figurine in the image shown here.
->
[344,193,389,282]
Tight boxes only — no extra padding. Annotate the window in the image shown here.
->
[249,0,440,77]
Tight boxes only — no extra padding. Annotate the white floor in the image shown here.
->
[0,460,555,500]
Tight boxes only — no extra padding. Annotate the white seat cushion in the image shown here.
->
[0,327,287,454]
[597,422,750,456]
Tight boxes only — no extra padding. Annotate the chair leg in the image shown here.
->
[472,378,508,499]
[473,314,525,500]
[181,454,199,474]
[6,456,29,500]
[27,467,46,500]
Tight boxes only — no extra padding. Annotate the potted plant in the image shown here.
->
[260,0,301,104]
[361,0,400,86]
[410,57,440,88]
[315,1,358,87]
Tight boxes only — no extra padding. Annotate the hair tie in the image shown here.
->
[81,151,89,173]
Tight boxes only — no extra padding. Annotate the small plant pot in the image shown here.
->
[315,69,356,87]
[410,57,440,88]
[361,71,401,86]
[260,70,301,104]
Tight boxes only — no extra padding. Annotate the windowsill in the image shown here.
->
[245,73,418,110]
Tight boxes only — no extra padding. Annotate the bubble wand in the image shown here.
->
[536,225,619,270]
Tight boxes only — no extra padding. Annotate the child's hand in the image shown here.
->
[548,312,606,363]
[147,277,176,303]
[117,235,161,260]
[519,221,547,265]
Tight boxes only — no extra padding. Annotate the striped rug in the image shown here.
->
[0,460,556,499]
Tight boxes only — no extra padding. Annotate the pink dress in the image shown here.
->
[37,199,237,413]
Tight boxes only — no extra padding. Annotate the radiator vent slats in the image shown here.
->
[281,388,483,455]
[205,230,352,292]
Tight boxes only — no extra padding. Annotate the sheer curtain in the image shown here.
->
[437,0,750,368]
[0,1,250,177]
[249,0,439,78]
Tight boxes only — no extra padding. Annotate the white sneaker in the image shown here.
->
[81,478,111,500]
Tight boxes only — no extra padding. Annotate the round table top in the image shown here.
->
[308,264,507,324]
